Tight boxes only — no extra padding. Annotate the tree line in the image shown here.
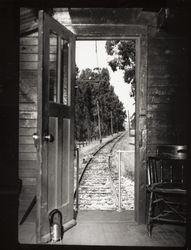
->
[105,40,136,97]
[75,67,127,142]
[105,40,136,129]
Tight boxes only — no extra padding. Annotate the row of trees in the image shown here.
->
[105,40,136,97]
[105,40,136,128]
[75,67,127,142]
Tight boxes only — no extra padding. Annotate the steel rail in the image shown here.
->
[107,132,127,209]
[73,131,126,199]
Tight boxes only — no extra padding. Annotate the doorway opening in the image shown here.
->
[18,10,148,244]
[74,40,136,214]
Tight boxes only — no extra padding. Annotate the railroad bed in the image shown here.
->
[76,132,134,210]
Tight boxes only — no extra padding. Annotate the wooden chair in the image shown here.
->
[146,145,187,236]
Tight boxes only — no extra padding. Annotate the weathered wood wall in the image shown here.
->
[19,29,59,223]
[147,11,188,156]
[19,32,38,222]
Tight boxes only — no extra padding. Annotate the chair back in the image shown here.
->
[147,145,187,186]
[156,145,187,160]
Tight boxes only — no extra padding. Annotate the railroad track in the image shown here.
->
[74,132,126,210]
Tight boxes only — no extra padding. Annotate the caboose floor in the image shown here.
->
[18,210,186,246]
[61,210,185,246]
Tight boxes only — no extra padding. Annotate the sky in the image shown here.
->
[75,40,135,119]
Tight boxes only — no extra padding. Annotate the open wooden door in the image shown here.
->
[36,10,76,243]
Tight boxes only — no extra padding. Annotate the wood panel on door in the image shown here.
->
[37,10,76,243]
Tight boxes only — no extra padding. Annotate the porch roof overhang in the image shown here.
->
[20,7,158,36]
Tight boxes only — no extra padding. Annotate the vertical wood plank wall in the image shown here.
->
[19,33,38,221]
[147,28,188,156]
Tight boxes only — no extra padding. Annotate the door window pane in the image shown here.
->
[61,39,69,105]
[49,32,58,102]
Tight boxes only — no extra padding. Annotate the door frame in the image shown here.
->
[73,24,148,223]
[36,20,148,238]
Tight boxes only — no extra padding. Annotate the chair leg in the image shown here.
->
[147,191,154,237]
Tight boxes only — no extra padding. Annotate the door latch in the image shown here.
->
[44,134,54,143]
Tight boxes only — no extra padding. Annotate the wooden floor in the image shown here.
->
[61,210,186,246]
[19,210,186,246]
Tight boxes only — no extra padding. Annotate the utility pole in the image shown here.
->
[128,110,131,136]
[97,100,102,143]
[110,111,113,137]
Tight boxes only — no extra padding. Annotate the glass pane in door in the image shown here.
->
[61,39,69,105]
[49,32,58,102]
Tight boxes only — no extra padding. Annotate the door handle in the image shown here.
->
[33,133,39,141]
[32,133,39,148]
[44,134,54,143]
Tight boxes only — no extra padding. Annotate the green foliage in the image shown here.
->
[75,68,127,141]
[105,40,136,97]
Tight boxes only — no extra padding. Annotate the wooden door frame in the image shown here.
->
[73,24,148,223]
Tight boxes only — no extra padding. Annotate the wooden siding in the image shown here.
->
[147,31,188,156]
[19,32,38,221]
